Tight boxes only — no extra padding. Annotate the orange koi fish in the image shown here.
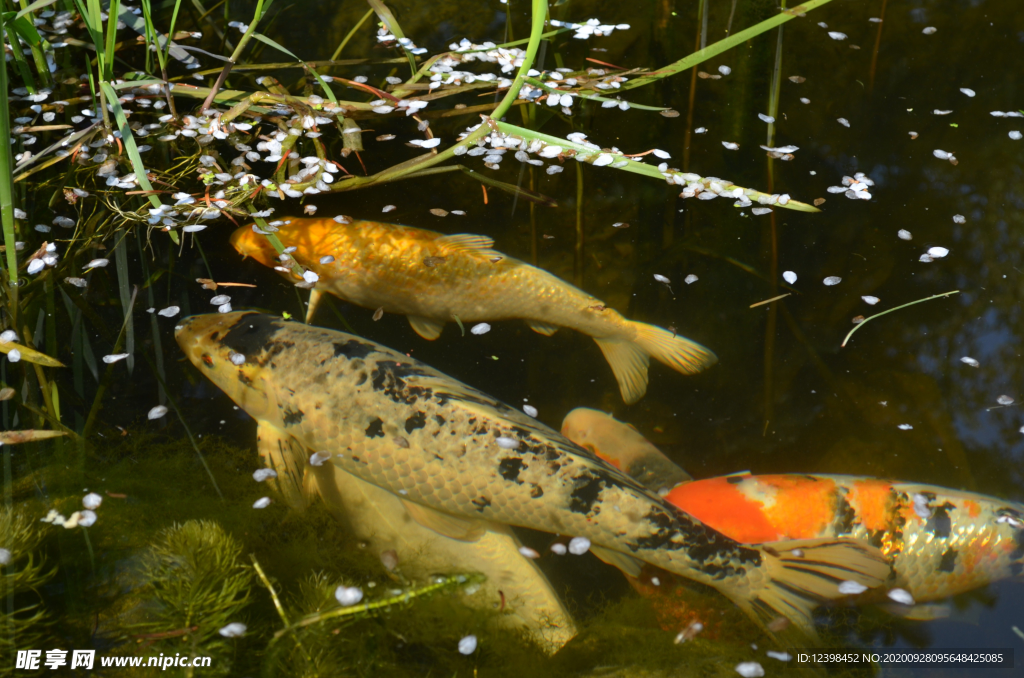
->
[562,408,1024,618]
[231,218,716,403]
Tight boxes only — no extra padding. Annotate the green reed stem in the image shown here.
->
[841,291,960,348]
[0,14,18,286]
[620,0,835,92]
[200,0,266,112]
[365,0,417,76]
[331,7,374,61]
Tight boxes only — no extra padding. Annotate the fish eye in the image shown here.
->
[202,354,214,367]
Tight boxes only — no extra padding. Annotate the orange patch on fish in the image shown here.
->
[963,499,981,518]
[667,477,782,543]
[751,475,837,540]
[848,479,896,533]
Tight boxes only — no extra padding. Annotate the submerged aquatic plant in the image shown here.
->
[0,509,56,677]
[127,520,252,674]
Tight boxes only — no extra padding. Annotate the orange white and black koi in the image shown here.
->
[231,218,716,404]
[562,408,1024,614]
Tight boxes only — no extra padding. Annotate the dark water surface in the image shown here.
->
[4,0,1023,675]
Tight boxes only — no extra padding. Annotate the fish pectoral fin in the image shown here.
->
[401,499,487,541]
[408,316,445,340]
[590,545,644,578]
[436,233,495,254]
[527,320,560,337]
[256,421,309,511]
[305,289,324,324]
[593,337,650,404]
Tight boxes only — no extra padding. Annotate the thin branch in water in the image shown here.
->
[750,293,790,308]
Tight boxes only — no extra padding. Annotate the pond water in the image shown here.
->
[2,0,1022,676]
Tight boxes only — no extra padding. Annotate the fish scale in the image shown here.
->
[176,311,892,636]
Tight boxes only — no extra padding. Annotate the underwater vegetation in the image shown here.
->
[0,509,55,677]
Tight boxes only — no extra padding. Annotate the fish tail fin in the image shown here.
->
[594,323,716,403]
[631,321,717,377]
[593,338,650,404]
[736,538,892,637]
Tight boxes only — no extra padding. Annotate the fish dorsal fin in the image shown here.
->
[590,545,644,578]
[527,320,560,336]
[401,498,487,542]
[256,421,310,511]
[408,315,445,340]
[435,233,495,254]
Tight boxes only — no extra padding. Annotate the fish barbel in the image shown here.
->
[230,218,716,404]
[563,408,1024,614]
[176,312,889,636]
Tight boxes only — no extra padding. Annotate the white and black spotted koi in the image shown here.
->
[175,312,891,636]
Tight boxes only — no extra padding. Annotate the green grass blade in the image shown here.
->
[3,17,38,94]
[251,32,337,103]
[365,0,417,76]
[331,7,374,61]
[14,0,57,20]
[114,236,135,375]
[841,291,960,348]
[0,14,19,285]
[492,120,820,212]
[103,0,121,79]
[619,0,835,92]
[97,82,163,211]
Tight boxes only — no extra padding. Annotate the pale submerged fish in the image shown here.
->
[231,218,716,404]
[177,312,889,638]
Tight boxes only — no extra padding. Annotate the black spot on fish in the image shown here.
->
[530,484,544,499]
[928,502,955,538]
[220,312,281,357]
[498,457,526,484]
[334,339,376,359]
[434,414,446,426]
[834,491,857,535]
[365,417,385,438]
[370,361,434,405]
[569,473,604,515]
[254,341,290,368]
[283,408,304,426]
[471,495,491,513]
[237,371,253,388]
[356,372,367,386]
[405,411,427,433]
[727,475,744,484]
[938,547,958,573]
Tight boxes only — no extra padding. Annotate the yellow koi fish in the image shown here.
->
[230,218,716,404]
[563,408,1024,619]
[176,312,890,638]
